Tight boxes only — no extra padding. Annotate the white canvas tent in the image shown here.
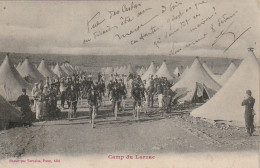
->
[60,64,71,75]
[53,63,67,78]
[125,64,133,75]
[105,67,113,75]
[19,58,45,83]
[217,62,237,85]
[191,50,259,126]
[142,61,156,81]
[0,56,32,101]
[16,62,22,71]
[38,59,57,78]
[171,57,221,103]
[174,67,180,77]
[203,62,221,82]
[155,61,177,81]
[0,94,23,130]
[179,66,189,79]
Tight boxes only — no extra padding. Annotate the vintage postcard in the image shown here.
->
[0,0,259,168]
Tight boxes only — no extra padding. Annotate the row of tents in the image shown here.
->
[0,56,81,102]
[101,50,259,126]
[0,56,82,129]
[0,50,259,129]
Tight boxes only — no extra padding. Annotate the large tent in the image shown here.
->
[18,58,45,83]
[38,59,57,78]
[171,57,221,103]
[191,51,259,126]
[0,94,23,130]
[217,61,237,86]
[203,62,221,82]
[53,63,67,78]
[155,61,177,81]
[142,61,156,81]
[0,56,32,101]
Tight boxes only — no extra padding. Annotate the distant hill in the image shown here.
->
[0,52,242,76]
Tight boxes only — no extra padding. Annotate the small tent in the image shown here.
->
[38,59,57,78]
[19,58,45,83]
[142,61,156,81]
[53,63,67,78]
[155,60,177,81]
[174,67,180,77]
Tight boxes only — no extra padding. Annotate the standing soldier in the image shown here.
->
[147,78,155,108]
[107,80,114,98]
[16,89,34,126]
[157,82,164,113]
[162,84,175,115]
[242,90,255,136]
[111,84,121,116]
[119,79,127,111]
[131,83,145,118]
[87,84,99,125]
[60,80,67,109]
[48,84,58,119]
[66,85,78,117]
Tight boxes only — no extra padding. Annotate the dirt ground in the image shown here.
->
[0,99,259,159]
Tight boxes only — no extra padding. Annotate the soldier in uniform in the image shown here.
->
[87,84,99,124]
[16,89,34,126]
[66,85,78,117]
[162,84,175,115]
[147,78,155,108]
[110,84,121,115]
[242,90,255,136]
[131,83,145,117]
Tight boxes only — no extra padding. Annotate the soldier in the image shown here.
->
[119,79,127,111]
[242,90,255,136]
[157,82,164,112]
[107,80,114,98]
[60,80,67,109]
[110,84,121,115]
[16,89,34,126]
[48,84,58,118]
[87,84,99,124]
[162,84,175,115]
[66,85,78,116]
[147,79,155,108]
[131,83,145,118]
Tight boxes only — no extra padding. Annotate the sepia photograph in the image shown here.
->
[0,0,259,167]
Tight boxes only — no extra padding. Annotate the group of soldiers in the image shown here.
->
[14,69,256,136]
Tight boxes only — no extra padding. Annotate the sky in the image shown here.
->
[0,0,259,58]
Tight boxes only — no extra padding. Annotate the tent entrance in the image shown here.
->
[192,82,210,103]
